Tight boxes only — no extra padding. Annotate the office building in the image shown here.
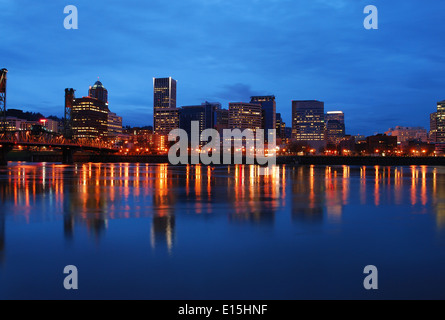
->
[72,97,108,139]
[430,112,438,143]
[0,117,25,131]
[385,126,428,143]
[153,77,178,135]
[430,101,445,152]
[89,80,108,105]
[325,111,345,145]
[228,102,262,130]
[108,112,123,139]
[154,108,179,136]
[40,118,60,133]
[292,100,326,150]
[250,96,276,132]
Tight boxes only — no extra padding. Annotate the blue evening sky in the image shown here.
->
[0,0,444,135]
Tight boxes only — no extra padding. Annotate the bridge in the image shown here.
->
[0,130,118,165]
[0,68,118,166]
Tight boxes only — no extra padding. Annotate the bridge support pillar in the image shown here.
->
[62,148,75,165]
[0,146,12,166]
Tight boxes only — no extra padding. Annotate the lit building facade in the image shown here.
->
[40,119,60,133]
[72,97,108,139]
[292,100,326,150]
[128,128,168,153]
[385,126,428,143]
[153,77,178,135]
[228,102,262,130]
[325,111,345,145]
[430,101,445,152]
[108,112,123,139]
[430,112,437,143]
[154,108,179,136]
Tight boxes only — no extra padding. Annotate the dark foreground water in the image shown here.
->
[0,162,445,300]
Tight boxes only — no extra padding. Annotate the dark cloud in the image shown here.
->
[213,83,265,102]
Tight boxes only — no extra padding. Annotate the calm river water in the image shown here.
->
[0,162,445,299]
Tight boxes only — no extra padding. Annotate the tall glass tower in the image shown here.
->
[153,77,178,135]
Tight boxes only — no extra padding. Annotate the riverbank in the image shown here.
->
[6,151,445,166]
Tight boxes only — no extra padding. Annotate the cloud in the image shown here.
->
[213,83,265,102]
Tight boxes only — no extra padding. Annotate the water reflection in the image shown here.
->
[2,163,445,255]
[0,212,4,264]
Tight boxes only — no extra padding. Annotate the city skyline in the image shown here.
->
[1,73,440,138]
[1,1,445,135]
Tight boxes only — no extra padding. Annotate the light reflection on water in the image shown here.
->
[1,162,445,299]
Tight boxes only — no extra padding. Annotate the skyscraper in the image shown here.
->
[153,77,178,135]
[89,80,108,105]
[70,80,120,140]
[325,111,345,145]
[250,96,276,132]
[292,100,325,150]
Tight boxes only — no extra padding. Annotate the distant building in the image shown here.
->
[228,102,262,130]
[430,112,438,143]
[40,118,60,133]
[250,96,276,132]
[339,135,356,154]
[385,126,427,143]
[153,77,178,135]
[354,134,367,143]
[129,128,168,153]
[284,127,292,140]
[292,100,326,151]
[276,113,286,140]
[430,101,445,153]
[325,111,345,145]
[215,108,229,135]
[367,134,398,154]
[0,117,25,131]
[108,112,123,139]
